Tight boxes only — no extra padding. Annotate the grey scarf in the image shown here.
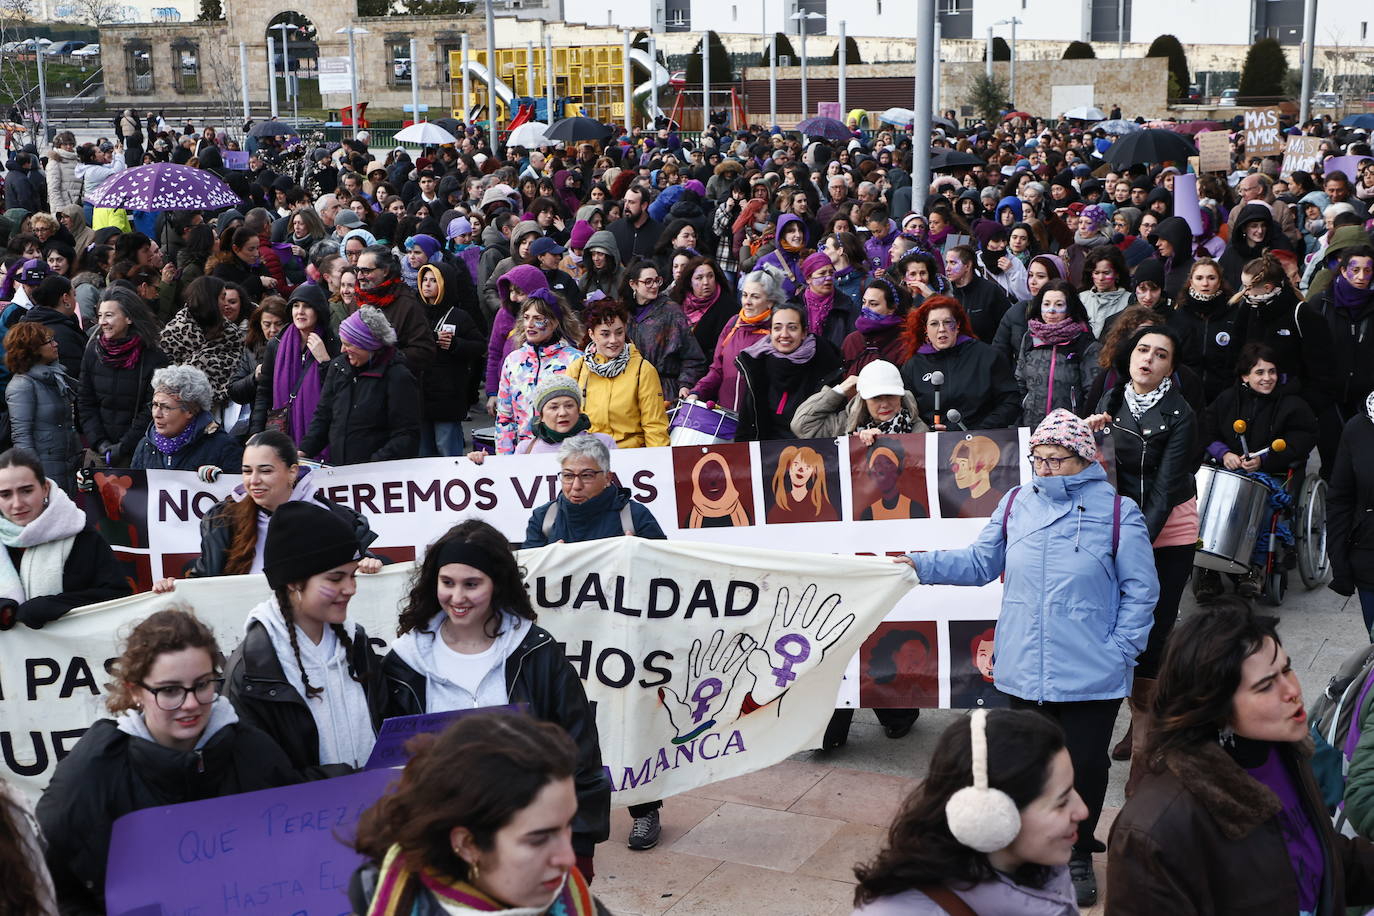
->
[1124,375,1171,420]
[582,341,633,378]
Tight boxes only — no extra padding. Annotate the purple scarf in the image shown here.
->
[152,410,211,456]
[918,333,974,355]
[1333,275,1374,314]
[855,307,904,335]
[271,323,326,441]
[743,333,818,364]
[803,287,836,336]
[1028,319,1089,346]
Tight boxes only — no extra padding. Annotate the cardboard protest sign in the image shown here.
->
[1197,131,1231,172]
[1243,107,1283,157]
[1281,136,1323,176]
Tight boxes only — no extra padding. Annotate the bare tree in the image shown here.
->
[68,0,128,26]
[198,32,248,138]
[0,0,35,21]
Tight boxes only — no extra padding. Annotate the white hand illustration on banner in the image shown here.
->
[659,628,757,744]
[745,584,855,708]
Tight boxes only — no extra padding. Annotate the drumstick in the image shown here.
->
[1247,439,1287,459]
[1232,419,1250,457]
[930,370,945,427]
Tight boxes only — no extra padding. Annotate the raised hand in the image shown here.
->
[659,628,758,742]
[745,584,855,708]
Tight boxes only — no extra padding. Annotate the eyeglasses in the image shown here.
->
[150,400,186,414]
[634,277,663,286]
[355,264,379,274]
[559,470,604,484]
[138,676,224,710]
[1027,454,1074,470]
[926,319,957,330]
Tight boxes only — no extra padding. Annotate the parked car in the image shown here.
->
[1220,88,1240,107]
[48,41,86,56]
[72,44,101,57]
[1312,92,1340,108]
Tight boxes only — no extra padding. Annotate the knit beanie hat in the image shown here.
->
[1029,408,1097,462]
[263,501,362,589]
[800,251,833,280]
[498,263,549,301]
[534,373,583,413]
[1079,204,1108,234]
[405,234,441,258]
[568,219,595,250]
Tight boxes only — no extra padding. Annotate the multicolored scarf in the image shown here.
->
[365,844,600,916]
[97,332,144,370]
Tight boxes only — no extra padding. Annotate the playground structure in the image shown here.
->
[450,43,673,128]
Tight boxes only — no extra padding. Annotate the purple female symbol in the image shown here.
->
[691,678,723,722]
[770,634,812,687]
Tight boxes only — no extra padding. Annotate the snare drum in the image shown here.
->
[669,401,739,446]
[472,426,498,455]
[1194,466,1270,574]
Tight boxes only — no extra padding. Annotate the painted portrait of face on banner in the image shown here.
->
[848,433,929,521]
[936,429,1022,519]
[858,620,939,708]
[87,471,148,549]
[672,443,755,528]
[947,620,1009,709]
[759,439,841,525]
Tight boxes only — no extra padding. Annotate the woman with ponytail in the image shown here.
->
[225,499,386,778]
[153,430,382,591]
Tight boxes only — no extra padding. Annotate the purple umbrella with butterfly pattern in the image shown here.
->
[85,162,242,211]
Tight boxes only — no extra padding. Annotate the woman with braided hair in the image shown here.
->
[225,499,386,778]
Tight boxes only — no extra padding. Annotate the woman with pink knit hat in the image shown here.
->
[795,250,860,350]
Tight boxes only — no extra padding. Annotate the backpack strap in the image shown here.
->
[917,886,979,916]
[1000,486,1022,540]
[541,500,558,540]
[620,502,635,536]
[1112,494,1122,556]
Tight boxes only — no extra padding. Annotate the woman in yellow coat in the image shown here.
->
[568,298,670,448]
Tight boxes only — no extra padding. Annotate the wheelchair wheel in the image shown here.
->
[1264,569,1287,606]
[1295,474,1330,589]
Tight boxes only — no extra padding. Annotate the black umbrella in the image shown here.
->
[247,119,299,138]
[433,117,462,135]
[930,148,986,171]
[1103,128,1198,168]
[545,117,613,143]
[933,116,959,132]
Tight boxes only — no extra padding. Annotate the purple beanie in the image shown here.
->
[683,179,707,197]
[497,263,548,300]
[405,234,441,258]
[568,219,595,250]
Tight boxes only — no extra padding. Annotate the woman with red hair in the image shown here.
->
[899,295,1020,430]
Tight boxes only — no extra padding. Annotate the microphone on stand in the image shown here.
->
[930,371,945,428]
[945,407,969,431]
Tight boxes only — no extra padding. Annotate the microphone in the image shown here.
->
[930,370,945,427]
[945,407,969,431]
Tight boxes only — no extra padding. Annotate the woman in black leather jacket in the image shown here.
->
[1087,324,1197,792]
[380,519,610,880]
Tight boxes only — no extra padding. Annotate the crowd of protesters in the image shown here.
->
[0,98,1372,914]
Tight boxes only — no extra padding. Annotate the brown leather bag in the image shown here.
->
[918,885,978,916]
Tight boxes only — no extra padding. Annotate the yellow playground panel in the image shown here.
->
[450,45,626,123]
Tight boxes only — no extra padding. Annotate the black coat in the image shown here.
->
[949,274,1011,344]
[12,526,130,627]
[210,255,269,303]
[189,489,379,578]
[1097,381,1197,540]
[1201,382,1318,474]
[36,715,299,916]
[607,214,663,265]
[248,335,339,436]
[1308,288,1374,418]
[900,338,1021,430]
[1166,291,1242,404]
[1329,411,1374,594]
[130,417,243,471]
[76,336,167,465]
[224,618,388,778]
[684,285,739,358]
[1230,288,1338,413]
[734,337,844,442]
[21,306,85,379]
[298,348,420,465]
[382,624,611,858]
[422,262,485,422]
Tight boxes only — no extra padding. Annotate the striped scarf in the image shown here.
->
[366,844,599,916]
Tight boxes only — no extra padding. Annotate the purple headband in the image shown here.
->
[524,287,563,319]
[339,311,384,351]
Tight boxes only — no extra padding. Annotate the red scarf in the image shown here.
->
[357,277,402,309]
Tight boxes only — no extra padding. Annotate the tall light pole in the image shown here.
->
[622,29,633,133]
[267,36,278,118]
[336,26,368,136]
[1117,0,1125,58]
[932,16,942,114]
[648,34,658,125]
[545,33,555,123]
[1298,0,1317,124]
[995,18,1021,106]
[914,0,935,215]
[765,3,776,128]
[410,37,421,123]
[701,30,709,132]
[239,41,250,121]
[985,26,993,80]
[838,20,847,120]
[791,10,824,121]
[35,42,48,141]
[484,0,497,148]
[461,33,470,123]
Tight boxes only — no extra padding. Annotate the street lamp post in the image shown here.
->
[336,26,369,138]
[277,21,298,125]
[994,18,1021,106]
[791,10,824,121]
[36,42,48,141]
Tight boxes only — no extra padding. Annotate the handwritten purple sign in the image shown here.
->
[104,767,398,916]
[365,704,523,770]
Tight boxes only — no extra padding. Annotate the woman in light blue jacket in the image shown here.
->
[896,408,1158,909]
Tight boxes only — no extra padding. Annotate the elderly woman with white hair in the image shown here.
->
[681,269,781,412]
[298,305,420,465]
[130,365,243,474]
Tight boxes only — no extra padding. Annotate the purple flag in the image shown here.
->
[365,704,523,770]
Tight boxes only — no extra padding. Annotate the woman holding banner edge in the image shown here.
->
[894,409,1157,907]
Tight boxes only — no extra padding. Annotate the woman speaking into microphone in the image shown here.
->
[898,296,1019,430]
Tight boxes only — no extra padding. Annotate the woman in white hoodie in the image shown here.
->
[381,519,611,881]
[224,499,387,778]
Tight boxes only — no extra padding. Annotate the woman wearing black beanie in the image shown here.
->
[224,499,387,778]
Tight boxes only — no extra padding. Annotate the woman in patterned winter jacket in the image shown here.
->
[158,276,245,409]
[495,288,584,454]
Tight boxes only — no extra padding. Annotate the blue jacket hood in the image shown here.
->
[996,196,1024,223]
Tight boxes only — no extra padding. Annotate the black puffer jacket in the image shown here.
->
[224,618,388,778]
[900,337,1021,430]
[12,526,130,627]
[949,274,1011,343]
[130,415,243,471]
[1329,410,1374,594]
[1200,382,1318,474]
[1218,203,1294,290]
[298,348,420,465]
[76,335,168,465]
[1097,381,1197,540]
[421,261,484,422]
[1166,290,1241,404]
[734,337,844,441]
[382,624,611,858]
[1230,287,1338,413]
[35,709,299,916]
[1308,287,1374,418]
[189,489,379,578]
[1146,217,1195,300]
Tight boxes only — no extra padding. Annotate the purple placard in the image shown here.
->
[1323,154,1372,178]
[222,150,249,170]
[104,766,398,916]
[365,704,523,770]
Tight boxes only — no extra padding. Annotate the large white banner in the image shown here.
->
[0,538,914,806]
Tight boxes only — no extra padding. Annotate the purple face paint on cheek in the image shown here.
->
[316,585,340,603]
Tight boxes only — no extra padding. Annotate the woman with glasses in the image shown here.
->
[383,516,612,879]
[131,366,243,474]
[899,296,1020,431]
[3,322,80,496]
[895,410,1157,908]
[795,251,860,350]
[620,259,706,402]
[36,607,298,915]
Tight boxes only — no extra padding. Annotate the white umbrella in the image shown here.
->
[393,121,459,146]
[1063,106,1107,122]
[878,107,916,127]
[507,121,551,148]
